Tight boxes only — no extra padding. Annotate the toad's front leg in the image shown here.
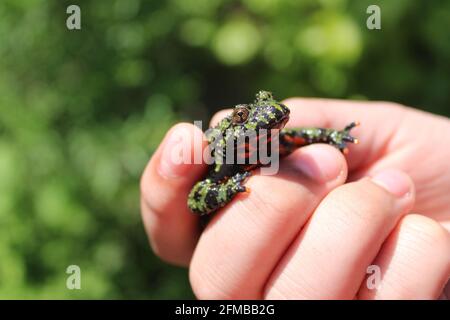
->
[188,171,251,216]
[279,122,359,156]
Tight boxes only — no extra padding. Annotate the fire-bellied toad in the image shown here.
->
[188,90,358,216]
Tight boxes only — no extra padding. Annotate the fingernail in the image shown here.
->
[292,145,344,183]
[158,128,190,179]
[371,169,412,198]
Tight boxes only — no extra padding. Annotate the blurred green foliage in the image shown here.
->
[0,0,448,298]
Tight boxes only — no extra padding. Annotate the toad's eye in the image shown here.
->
[232,105,250,124]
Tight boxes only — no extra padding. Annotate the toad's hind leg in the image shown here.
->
[188,171,251,216]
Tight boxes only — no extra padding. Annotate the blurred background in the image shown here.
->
[0,0,448,298]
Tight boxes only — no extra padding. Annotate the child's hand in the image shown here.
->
[140,99,450,299]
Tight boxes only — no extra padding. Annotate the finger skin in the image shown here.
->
[358,214,450,300]
[140,123,207,266]
[264,171,415,299]
[189,144,348,299]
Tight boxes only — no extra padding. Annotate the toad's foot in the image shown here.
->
[328,121,360,154]
[188,171,251,216]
